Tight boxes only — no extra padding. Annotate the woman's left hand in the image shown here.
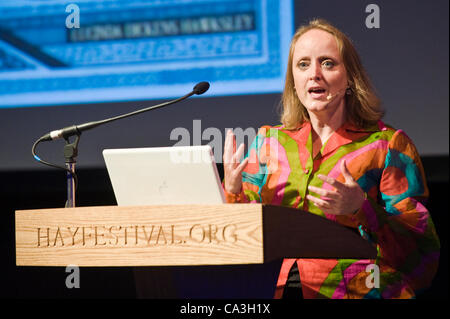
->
[306,160,366,215]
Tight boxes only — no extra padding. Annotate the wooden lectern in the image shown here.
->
[15,204,377,297]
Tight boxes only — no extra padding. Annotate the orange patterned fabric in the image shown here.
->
[225,120,440,298]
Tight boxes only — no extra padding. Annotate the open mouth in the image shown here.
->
[308,87,326,94]
[308,87,328,99]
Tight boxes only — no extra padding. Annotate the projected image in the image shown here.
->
[0,0,293,107]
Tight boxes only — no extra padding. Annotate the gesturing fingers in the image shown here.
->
[306,194,332,210]
[317,174,345,192]
[308,165,365,215]
[223,129,249,194]
[340,159,355,183]
[224,130,236,164]
[307,185,338,200]
[236,157,249,174]
[233,143,246,164]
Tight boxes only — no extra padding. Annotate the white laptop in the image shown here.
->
[102,145,226,206]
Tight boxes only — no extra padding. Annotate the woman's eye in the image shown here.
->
[298,61,309,69]
[322,60,334,68]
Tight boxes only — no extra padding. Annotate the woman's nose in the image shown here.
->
[309,62,322,81]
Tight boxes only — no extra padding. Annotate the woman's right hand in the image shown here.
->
[223,129,249,194]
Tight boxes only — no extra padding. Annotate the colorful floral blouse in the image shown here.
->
[224,120,440,299]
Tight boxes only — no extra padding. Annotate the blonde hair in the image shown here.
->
[281,19,384,129]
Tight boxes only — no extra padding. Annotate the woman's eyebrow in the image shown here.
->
[318,55,340,62]
[296,55,339,62]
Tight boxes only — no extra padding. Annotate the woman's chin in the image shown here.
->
[304,100,329,112]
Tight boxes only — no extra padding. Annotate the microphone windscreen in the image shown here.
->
[193,81,210,95]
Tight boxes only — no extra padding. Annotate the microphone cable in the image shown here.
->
[32,137,79,191]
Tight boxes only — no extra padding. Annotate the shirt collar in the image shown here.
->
[295,120,382,158]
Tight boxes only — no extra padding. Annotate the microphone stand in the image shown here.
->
[63,134,80,208]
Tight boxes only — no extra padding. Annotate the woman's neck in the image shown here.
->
[308,100,347,144]
[307,100,347,159]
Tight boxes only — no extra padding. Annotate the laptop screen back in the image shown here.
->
[103,145,225,206]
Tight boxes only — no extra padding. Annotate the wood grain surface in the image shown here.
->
[15,204,264,266]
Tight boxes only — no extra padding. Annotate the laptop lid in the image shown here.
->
[103,145,226,206]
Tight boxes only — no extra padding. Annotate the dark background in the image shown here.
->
[1,0,448,299]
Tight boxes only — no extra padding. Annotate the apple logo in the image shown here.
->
[158,180,168,196]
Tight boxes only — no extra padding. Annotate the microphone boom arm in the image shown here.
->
[32,81,209,208]
[41,91,196,141]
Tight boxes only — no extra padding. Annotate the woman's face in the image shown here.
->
[292,29,348,115]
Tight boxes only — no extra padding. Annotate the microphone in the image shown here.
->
[326,87,348,101]
[39,81,210,141]
[193,81,210,95]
